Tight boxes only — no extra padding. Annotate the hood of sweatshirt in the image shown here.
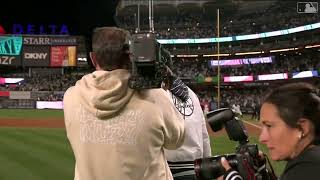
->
[75,69,134,119]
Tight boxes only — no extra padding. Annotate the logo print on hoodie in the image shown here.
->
[79,106,143,145]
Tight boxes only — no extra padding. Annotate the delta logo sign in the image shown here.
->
[0,23,70,35]
[0,25,5,34]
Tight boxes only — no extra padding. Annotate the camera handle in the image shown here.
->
[262,154,277,180]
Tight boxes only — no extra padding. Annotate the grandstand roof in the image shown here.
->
[115,0,277,24]
[116,0,277,14]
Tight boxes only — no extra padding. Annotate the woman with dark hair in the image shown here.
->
[219,82,320,180]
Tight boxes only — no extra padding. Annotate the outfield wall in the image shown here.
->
[0,91,63,109]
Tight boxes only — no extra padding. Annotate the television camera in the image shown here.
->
[126,0,188,103]
[128,32,172,89]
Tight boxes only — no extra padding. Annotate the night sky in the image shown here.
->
[1,0,119,37]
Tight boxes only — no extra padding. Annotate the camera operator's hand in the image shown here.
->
[165,65,174,77]
[217,157,231,180]
[221,157,232,171]
[217,157,243,180]
[164,65,189,102]
[162,65,175,90]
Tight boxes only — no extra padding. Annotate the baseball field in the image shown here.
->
[0,109,285,180]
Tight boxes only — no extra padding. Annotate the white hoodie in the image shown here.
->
[165,87,211,161]
[63,69,185,180]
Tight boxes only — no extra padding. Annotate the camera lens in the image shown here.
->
[194,155,238,180]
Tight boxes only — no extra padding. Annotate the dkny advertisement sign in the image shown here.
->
[22,46,50,66]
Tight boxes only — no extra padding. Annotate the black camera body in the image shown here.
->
[128,32,172,89]
[194,108,275,180]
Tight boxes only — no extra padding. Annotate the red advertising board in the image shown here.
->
[50,46,77,67]
[0,91,9,97]
[50,46,66,66]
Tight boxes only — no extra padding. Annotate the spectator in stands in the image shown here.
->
[63,27,185,180]
[219,82,320,180]
[210,97,218,111]
[117,1,319,39]
[231,103,242,117]
[251,100,260,121]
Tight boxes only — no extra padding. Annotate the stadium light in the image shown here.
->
[203,54,230,57]
[305,44,320,48]
[270,48,297,53]
[235,51,262,55]
[176,55,199,57]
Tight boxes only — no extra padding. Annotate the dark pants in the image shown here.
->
[173,174,196,180]
[168,161,197,180]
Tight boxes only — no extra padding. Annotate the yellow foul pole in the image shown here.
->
[217,9,221,108]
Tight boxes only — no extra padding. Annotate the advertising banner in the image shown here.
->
[224,76,254,82]
[22,45,50,66]
[1,99,35,109]
[23,36,77,46]
[36,101,63,109]
[13,24,70,35]
[9,91,31,99]
[257,73,288,81]
[51,37,77,45]
[50,46,77,66]
[210,56,273,67]
[0,91,10,97]
[0,77,24,84]
[23,36,52,45]
[0,55,21,66]
[292,70,318,78]
[0,36,23,55]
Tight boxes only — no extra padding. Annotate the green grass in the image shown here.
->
[0,110,285,179]
[0,127,285,180]
[0,109,64,119]
[0,128,74,180]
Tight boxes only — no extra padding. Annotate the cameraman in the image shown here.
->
[219,82,320,180]
[162,72,212,180]
[63,27,185,180]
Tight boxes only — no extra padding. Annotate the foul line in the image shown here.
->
[243,120,262,129]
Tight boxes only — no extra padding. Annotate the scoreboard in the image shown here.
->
[0,35,78,67]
